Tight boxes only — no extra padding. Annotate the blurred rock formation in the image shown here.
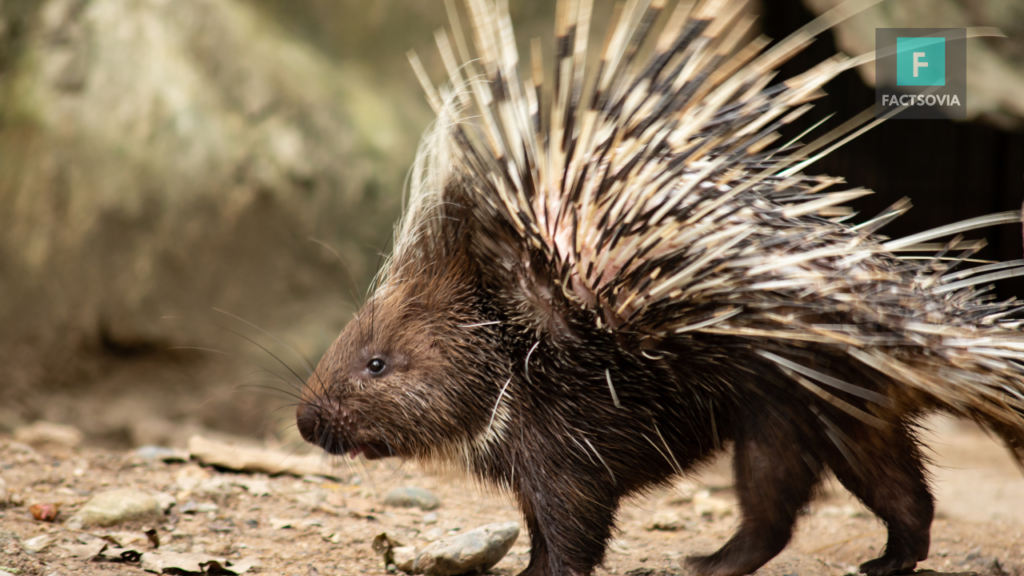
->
[0,0,424,444]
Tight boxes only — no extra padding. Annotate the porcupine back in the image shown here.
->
[390,0,1024,458]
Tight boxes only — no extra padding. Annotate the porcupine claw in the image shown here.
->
[858,556,918,576]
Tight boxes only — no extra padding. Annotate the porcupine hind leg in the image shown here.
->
[824,420,933,576]
[685,413,821,576]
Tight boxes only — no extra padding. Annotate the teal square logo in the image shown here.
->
[877,28,965,119]
[896,37,945,86]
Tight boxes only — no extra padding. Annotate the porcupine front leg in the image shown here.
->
[686,413,821,576]
[518,508,553,576]
[515,470,619,576]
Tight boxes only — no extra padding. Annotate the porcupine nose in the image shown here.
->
[296,402,324,446]
[297,396,352,455]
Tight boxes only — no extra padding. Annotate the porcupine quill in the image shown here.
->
[297,2,1024,576]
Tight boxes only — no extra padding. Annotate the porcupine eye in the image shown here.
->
[366,358,386,376]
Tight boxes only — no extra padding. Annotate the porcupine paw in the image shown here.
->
[684,554,721,576]
[858,554,918,576]
[684,552,760,576]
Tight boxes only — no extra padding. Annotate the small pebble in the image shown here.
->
[153,492,176,513]
[234,478,271,497]
[270,517,301,530]
[412,521,519,576]
[422,512,438,525]
[383,487,440,511]
[962,548,982,565]
[135,446,189,462]
[693,490,733,519]
[69,489,164,528]
[22,535,52,553]
[645,510,682,531]
[393,546,417,573]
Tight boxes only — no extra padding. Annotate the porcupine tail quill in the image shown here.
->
[400,0,1024,463]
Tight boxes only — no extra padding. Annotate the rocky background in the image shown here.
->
[0,0,1023,448]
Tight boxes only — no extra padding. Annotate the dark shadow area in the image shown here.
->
[762,0,1024,298]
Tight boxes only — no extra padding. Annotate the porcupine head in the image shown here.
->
[298,1,1024,576]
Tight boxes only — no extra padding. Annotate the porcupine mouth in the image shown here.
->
[299,405,396,460]
[344,441,394,460]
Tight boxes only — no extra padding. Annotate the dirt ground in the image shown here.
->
[1,415,1022,576]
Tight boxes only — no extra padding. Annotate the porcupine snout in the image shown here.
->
[296,394,353,456]
[296,383,364,455]
[297,380,396,459]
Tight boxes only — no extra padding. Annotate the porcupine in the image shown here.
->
[295,1,1024,575]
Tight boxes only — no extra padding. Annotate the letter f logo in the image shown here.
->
[912,52,928,77]
[897,37,945,86]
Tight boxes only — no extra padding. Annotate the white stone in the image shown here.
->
[70,489,163,528]
[414,521,519,576]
